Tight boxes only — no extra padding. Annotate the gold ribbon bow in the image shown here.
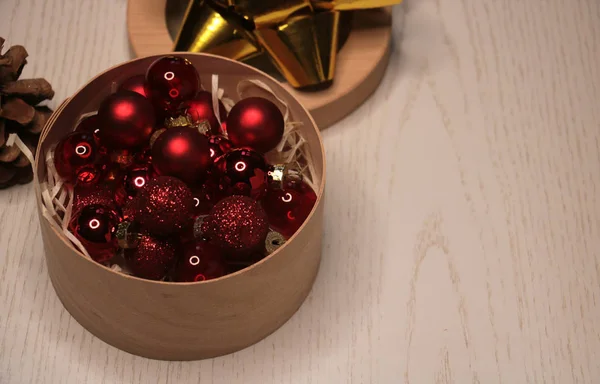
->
[174,0,402,89]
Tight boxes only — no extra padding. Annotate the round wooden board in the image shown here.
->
[127,0,395,129]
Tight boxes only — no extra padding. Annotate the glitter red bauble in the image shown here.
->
[226,97,284,153]
[136,176,194,235]
[69,204,121,263]
[214,148,268,200]
[171,239,226,282]
[151,126,212,185]
[145,56,200,114]
[97,91,156,150]
[118,74,147,97]
[201,196,270,256]
[208,135,232,161]
[262,181,317,238]
[184,91,227,135]
[124,233,178,281]
[54,131,101,184]
[75,114,101,142]
[123,162,154,198]
[73,182,125,214]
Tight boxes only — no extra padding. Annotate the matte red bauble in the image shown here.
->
[145,56,200,113]
[75,114,101,142]
[184,91,227,135]
[226,97,284,153]
[201,196,270,256]
[262,181,317,238]
[123,162,154,198]
[69,204,121,263]
[171,240,226,282]
[97,91,156,150]
[118,74,147,97]
[124,233,178,281]
[214,148,268,200]
[54,131,101,184]
[151,126,211,185]
[136,176,194,235]
[208,135,232,161]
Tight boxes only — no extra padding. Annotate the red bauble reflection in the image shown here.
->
[151,126,211,185]
[135,176,194,235]
[97,91,156,150]
[262,181,317,238]
[201,196,270,256]
[75,114,101,142]
[123,163,153,198]
[184,91,227,135]
[125,233,178,281]
[54,131,101,184]
[118,74,147,97]
[215,148,268,200]
[207,135,232,161]
[145,56,200,113]
[171,240,226,282]
[69,204,121,263]
[226,97,284,153]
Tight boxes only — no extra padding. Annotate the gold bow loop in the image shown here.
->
[174,0,402,89]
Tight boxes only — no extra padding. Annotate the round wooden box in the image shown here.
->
[34,53,326,361]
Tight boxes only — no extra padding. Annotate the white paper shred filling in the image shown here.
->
[39,74,319,270]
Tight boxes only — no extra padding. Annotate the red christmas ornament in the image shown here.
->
[69,204,121,263]
[145,56,200,113]
[184,91,227,135]
[124,233,178,281]
[262,181,317,238]
[151,126,212,185]
[122,198,137,222]
[118,74,147,97]
[201,196,270,256]
[208,135,232,161]
[97,91,156,150]
[123,162,154,198]
[214,148,268,200]
[171,239,226,282]
[54,131,101,184]
[73,180,126,214]
[136,176,194,235]
[75,114,101,142]
[226,97,284,153]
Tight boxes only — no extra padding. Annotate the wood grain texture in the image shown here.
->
[1,0,600,383]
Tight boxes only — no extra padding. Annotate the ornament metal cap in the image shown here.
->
[254,11,340,88]
[173,0,261,62]
[268,163,303,189]
[265,230,286,254]
[116,221,142,249]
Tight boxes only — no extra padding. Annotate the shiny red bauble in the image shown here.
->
[184,91,227,135]
[54,131,101,184]
[201,196,270,256]
[262,181,317,238]
[123,162,154,198]
[151,126,211,185]
[69,204,121,263]
[125,233,178,281]
[135,176,194,235]
[226,97,284,153]
[97,91,156,150]
[74,114,101,142]
[214,148,268,200]
[118,74,147,97]
[171,239,226,282]
[207,135,232,161]
[145,56,200,113]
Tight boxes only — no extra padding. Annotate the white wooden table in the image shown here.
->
[1,1,600,383]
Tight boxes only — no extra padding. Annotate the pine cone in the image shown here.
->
[0,37,54,189]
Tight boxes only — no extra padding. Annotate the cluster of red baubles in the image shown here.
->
[54,56,316,282]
